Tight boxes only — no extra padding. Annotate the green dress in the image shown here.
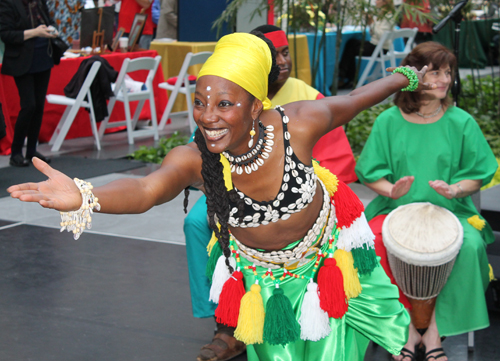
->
[355,106,498,336]
[237,239,411,361]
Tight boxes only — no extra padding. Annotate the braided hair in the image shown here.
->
[183,32,278,273]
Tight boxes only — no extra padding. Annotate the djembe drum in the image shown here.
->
[382,202,463,329]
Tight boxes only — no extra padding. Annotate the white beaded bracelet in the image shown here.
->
[60,178,101,240]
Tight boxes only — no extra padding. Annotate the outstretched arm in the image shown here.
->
[285,66,434,148]
[8,144,203,214]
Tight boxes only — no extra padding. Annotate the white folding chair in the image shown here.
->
[98,55,161,145]
[46,61,102,152]
[356,28,418,88]
[158,51,213,133]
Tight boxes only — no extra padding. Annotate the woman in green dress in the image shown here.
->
[355,42,498,361]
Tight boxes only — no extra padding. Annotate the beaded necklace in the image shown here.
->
[222,121,274,175]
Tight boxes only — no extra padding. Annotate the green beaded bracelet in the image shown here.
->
[392,67,419,92]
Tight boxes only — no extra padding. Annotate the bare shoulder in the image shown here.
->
[281,99,332,141]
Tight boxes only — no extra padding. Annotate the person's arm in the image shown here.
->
[285,66,434,150]
[429,179,482,199]
[0,1,25,45]
[8,144,203,214]
[23,25,56,41]
[135,0,152,9]
[151,0,160,24]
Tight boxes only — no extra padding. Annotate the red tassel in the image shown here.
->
[215,270,246,327]
[317,258,348,318]
[333,180,365,228]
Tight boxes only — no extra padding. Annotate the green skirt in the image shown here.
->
[233,232,410,361]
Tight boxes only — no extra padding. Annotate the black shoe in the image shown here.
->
[9,154,29,167]
[27,151,51,164]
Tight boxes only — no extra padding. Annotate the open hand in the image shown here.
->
[7,157,83,211]
[386,65,436,92]
[389,176,414,199]
[429,180,455,199]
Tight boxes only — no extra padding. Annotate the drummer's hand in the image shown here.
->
[429,180,455,199]
[7,157,83,211]
[390,176,414,199]
[386,65,436,92]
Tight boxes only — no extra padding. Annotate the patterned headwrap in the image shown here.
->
[198,33,273,110]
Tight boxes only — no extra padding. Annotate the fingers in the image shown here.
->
[7,182,41,195]
[386,67,396,72]
[32,157,60,179]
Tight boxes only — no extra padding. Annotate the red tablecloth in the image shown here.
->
[0,50,167,155]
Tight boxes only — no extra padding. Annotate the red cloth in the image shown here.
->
[0,50,167,155]
[118,0,154,35]
[369,214,412,310]
[401,0,432,33]
[311,93,358,184]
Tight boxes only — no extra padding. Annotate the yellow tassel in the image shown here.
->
[334,249,362,300]
[207,223,222,256]
[312,160,338,197]
[220,154,233,191]
[467,215,486,231]
[234,284,265,345]
[489,264,497,282]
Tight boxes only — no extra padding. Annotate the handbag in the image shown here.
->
[49,37,70,65]
[36,0,69,64]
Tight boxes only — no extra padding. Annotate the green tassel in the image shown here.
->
[205,242,223,282]
[351,244,378,276]
[263,288,300,346]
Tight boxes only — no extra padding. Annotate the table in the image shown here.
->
[150,35,312,112]
[432,19,497,69]
[0,50,167,156]
[303,28,366,96]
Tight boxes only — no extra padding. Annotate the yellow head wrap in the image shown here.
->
[198,33,273,110]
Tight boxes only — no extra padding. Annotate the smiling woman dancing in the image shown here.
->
[8,32,433,361]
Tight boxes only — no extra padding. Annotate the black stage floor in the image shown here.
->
[0,222,498,361]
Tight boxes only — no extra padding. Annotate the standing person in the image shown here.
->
[0,0,57,167]
[118,0,155,49]
[8,32,433,361]
[156,0,177,40]
[338,0,395,89]
[355,42,498,361]
[187,25,358,361]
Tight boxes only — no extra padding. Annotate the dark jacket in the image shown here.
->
[0,0,54,77]
[64,56,119,122]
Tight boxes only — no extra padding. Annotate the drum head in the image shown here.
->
[382,202,463,266]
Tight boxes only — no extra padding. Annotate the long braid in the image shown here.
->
[182,187,190,214]
[194,128,241,273]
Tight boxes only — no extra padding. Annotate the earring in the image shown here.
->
[248,120,256,149]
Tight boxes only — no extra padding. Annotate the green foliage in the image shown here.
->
[346,102,392,159]
[128,132,188,164]
[460,75,500,158]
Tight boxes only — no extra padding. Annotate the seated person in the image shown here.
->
[187,25,358,361]
[355,42,498,361]
[338,0,394,89]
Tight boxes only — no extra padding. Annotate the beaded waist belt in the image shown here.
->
[231,179,335,269]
